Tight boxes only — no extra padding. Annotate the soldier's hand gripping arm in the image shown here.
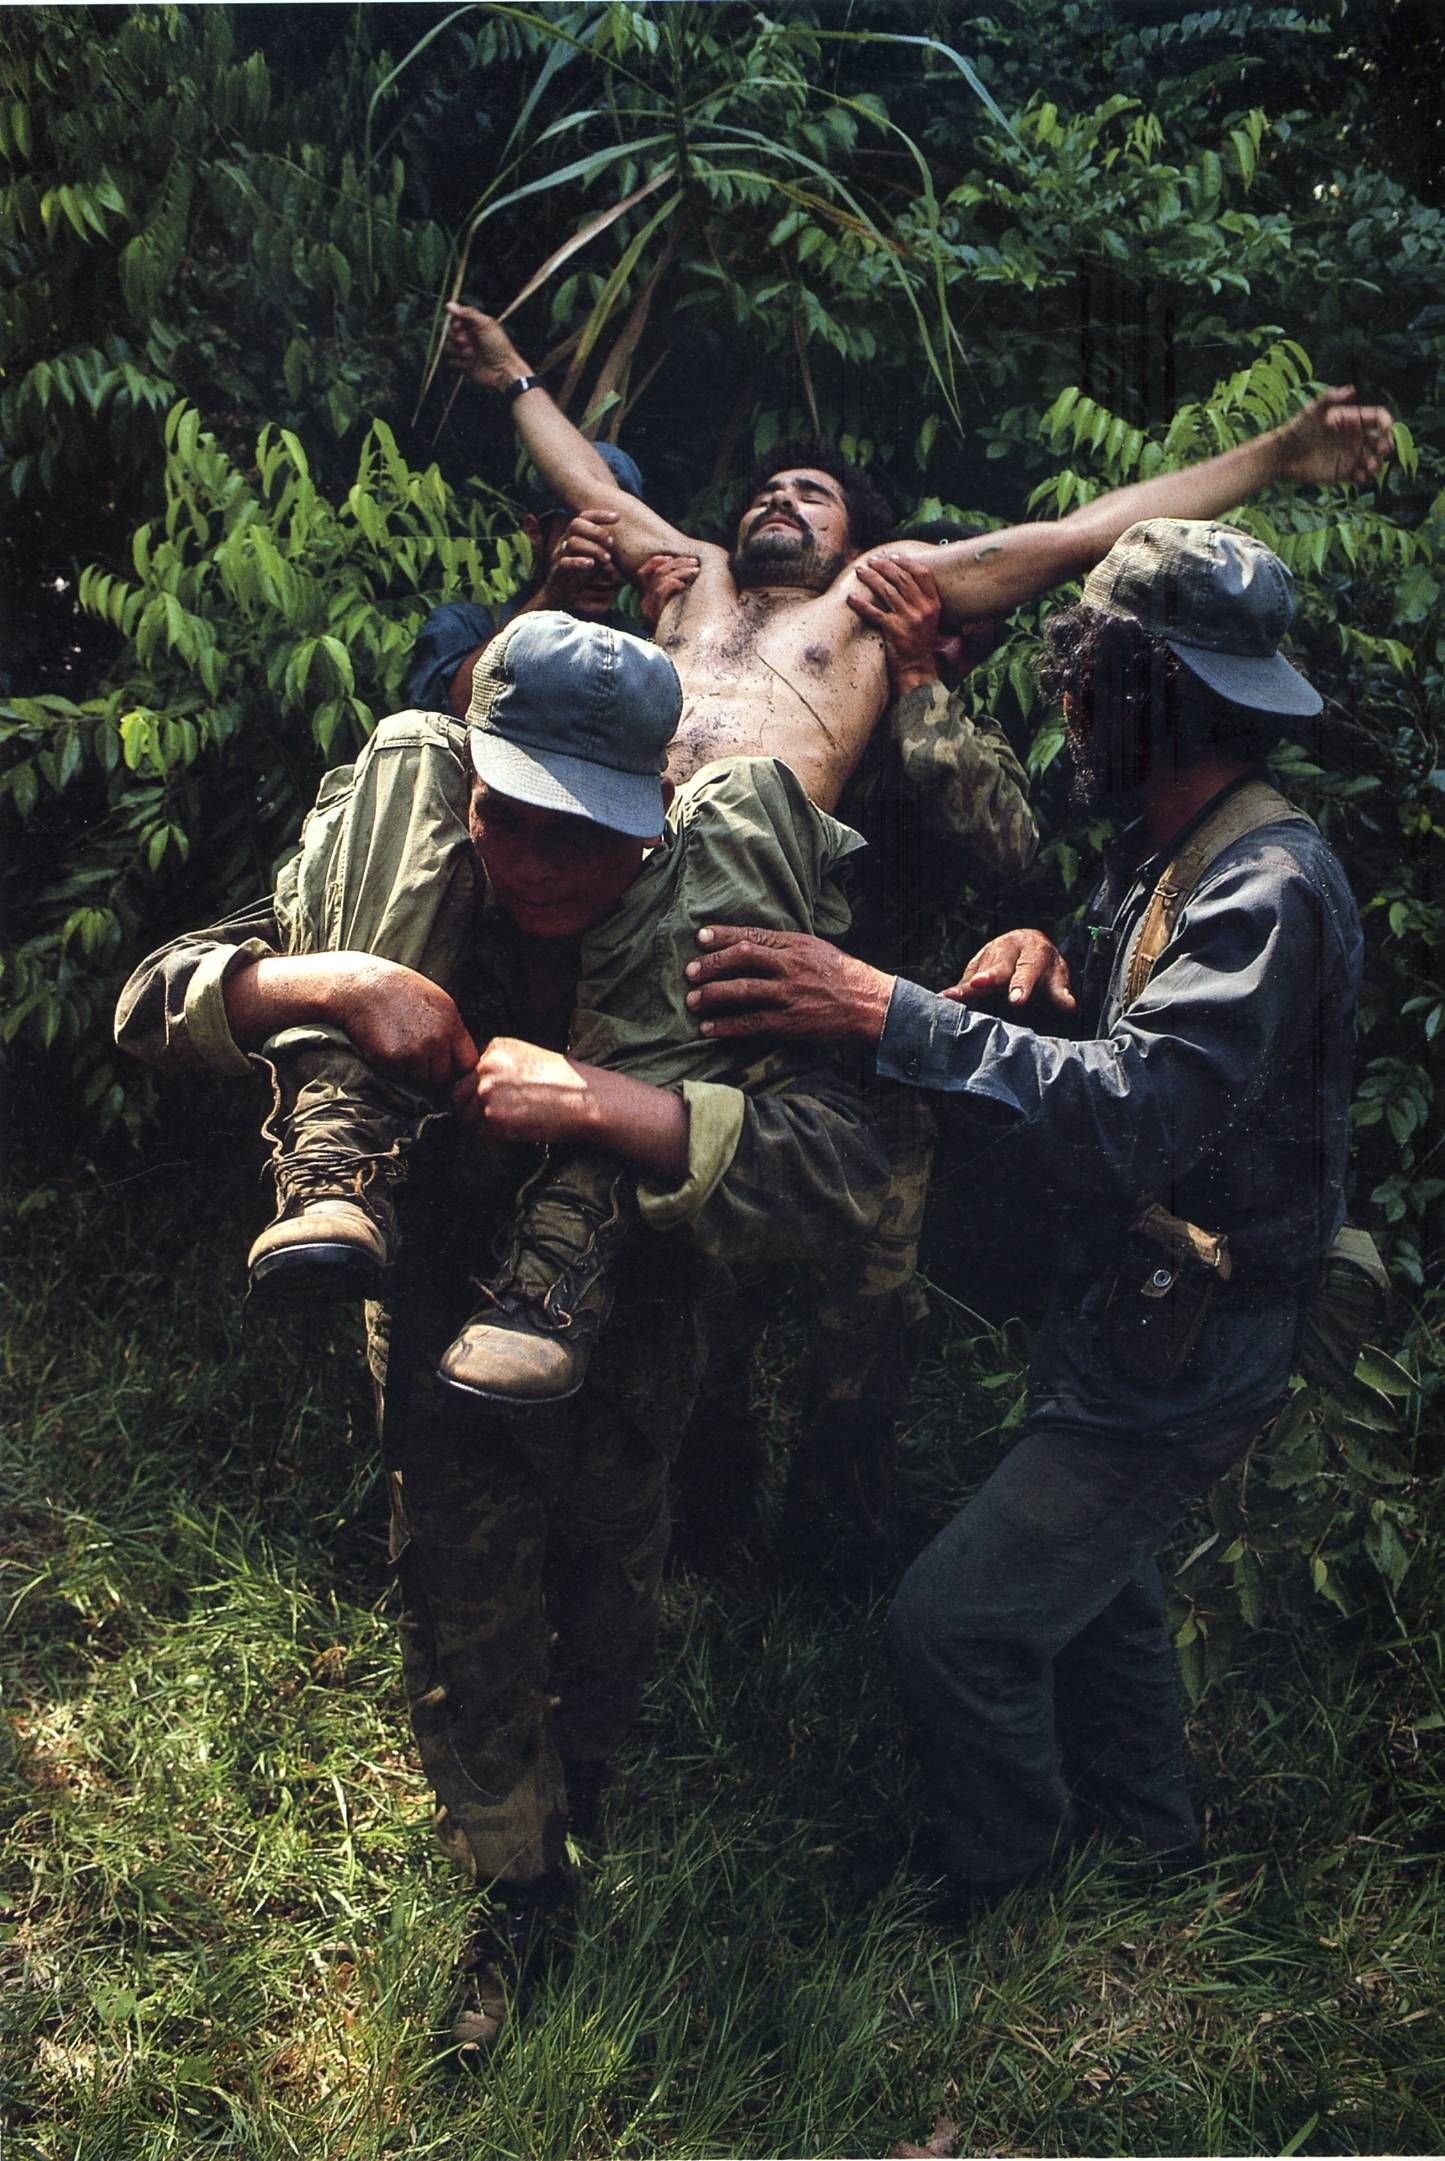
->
[636,551,702,629]
[450,1035,690,1181]
[445,1033,888,1261]
[847,554,1039,881]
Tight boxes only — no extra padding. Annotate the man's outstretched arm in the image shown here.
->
[445,304,704,575]
[885,385,1395,625]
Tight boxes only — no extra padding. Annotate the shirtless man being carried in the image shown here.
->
[442,300,1392,1535]
[445,300,1393,812]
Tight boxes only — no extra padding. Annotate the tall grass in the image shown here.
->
[3,1150,1441,2159]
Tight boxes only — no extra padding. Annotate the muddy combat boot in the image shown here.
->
[450,1869,575,2057]
[437,1153,636,1407]
[246,1044,429,1305]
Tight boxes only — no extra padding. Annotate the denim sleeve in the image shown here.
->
[877,844,1350,1211]
[405,602,499,714]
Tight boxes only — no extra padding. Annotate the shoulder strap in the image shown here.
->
[1120,779,1313,1009]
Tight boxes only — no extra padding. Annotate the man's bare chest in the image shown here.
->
[658,593,887,806]
[662,590,868,694]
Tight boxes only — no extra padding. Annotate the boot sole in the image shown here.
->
[247,1243,390,1307]
[433,1365,586,1411]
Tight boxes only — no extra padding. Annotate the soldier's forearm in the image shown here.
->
[222,953,413,1050]
[576,1064,691,1182]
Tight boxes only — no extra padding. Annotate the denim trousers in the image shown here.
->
[886,1410,1264,1895]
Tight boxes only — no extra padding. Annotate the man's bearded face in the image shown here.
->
[730,469,852,594]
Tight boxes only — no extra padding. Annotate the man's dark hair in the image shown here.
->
[728,437,895,555]
[1038,603,1286,762]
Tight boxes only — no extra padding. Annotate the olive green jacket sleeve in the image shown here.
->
[889,679,1038,881]
[115,907,890,1263]
[112,900,283,1078]
[637,1067,888,1261]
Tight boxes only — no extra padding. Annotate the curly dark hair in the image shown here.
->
[726,437,895,556]
[1037,603,1285,761]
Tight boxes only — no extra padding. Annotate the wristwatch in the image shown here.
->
[504,374,543,403]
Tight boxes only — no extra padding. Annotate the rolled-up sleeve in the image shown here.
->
[637,1068,888,1262]
[114,904,280,1077]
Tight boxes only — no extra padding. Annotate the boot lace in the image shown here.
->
[273,1145,405,1228]
[474,1168,632,1330]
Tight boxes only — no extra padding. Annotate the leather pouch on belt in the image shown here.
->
[1097,1201,1232,1389]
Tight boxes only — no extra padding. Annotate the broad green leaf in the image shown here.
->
[1353,1346,1418,1398]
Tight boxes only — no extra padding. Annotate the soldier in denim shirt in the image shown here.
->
[685,519,1364,1904]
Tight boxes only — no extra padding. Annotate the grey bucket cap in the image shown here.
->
[1082,519,1323,718]
[467,610,681,838]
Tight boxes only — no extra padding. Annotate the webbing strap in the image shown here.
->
[1120,778,1312,1009]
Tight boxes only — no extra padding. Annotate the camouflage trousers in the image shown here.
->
[790,1077,936,1525]
[373,1165,727,1884]
[672,1078,935,1555]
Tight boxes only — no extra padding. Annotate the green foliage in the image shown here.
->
[1170,1330,1441,1702]
[0,5,452,693]
[914,1275,1444,1695]
[2,406,514,1130]
[404,0,1018,457]
[5,1169,1443,2155]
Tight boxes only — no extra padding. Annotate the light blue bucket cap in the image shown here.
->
[467,610,681,838]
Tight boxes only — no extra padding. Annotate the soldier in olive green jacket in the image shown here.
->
[115,616,887,2050]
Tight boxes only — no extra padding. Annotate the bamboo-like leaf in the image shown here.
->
[417,137,676,417]
[556,191,681,407]
[808,28,1020,141]
[762,178,904,252]
[457,133,675,259]
[364,4,479,160]
[791,305,821,437]
[691,133,962,427]
[607,340,670,436]
[498,165,677,323]
[364,4,654,278]
[497,17,592,166]
[584,232,677,432]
